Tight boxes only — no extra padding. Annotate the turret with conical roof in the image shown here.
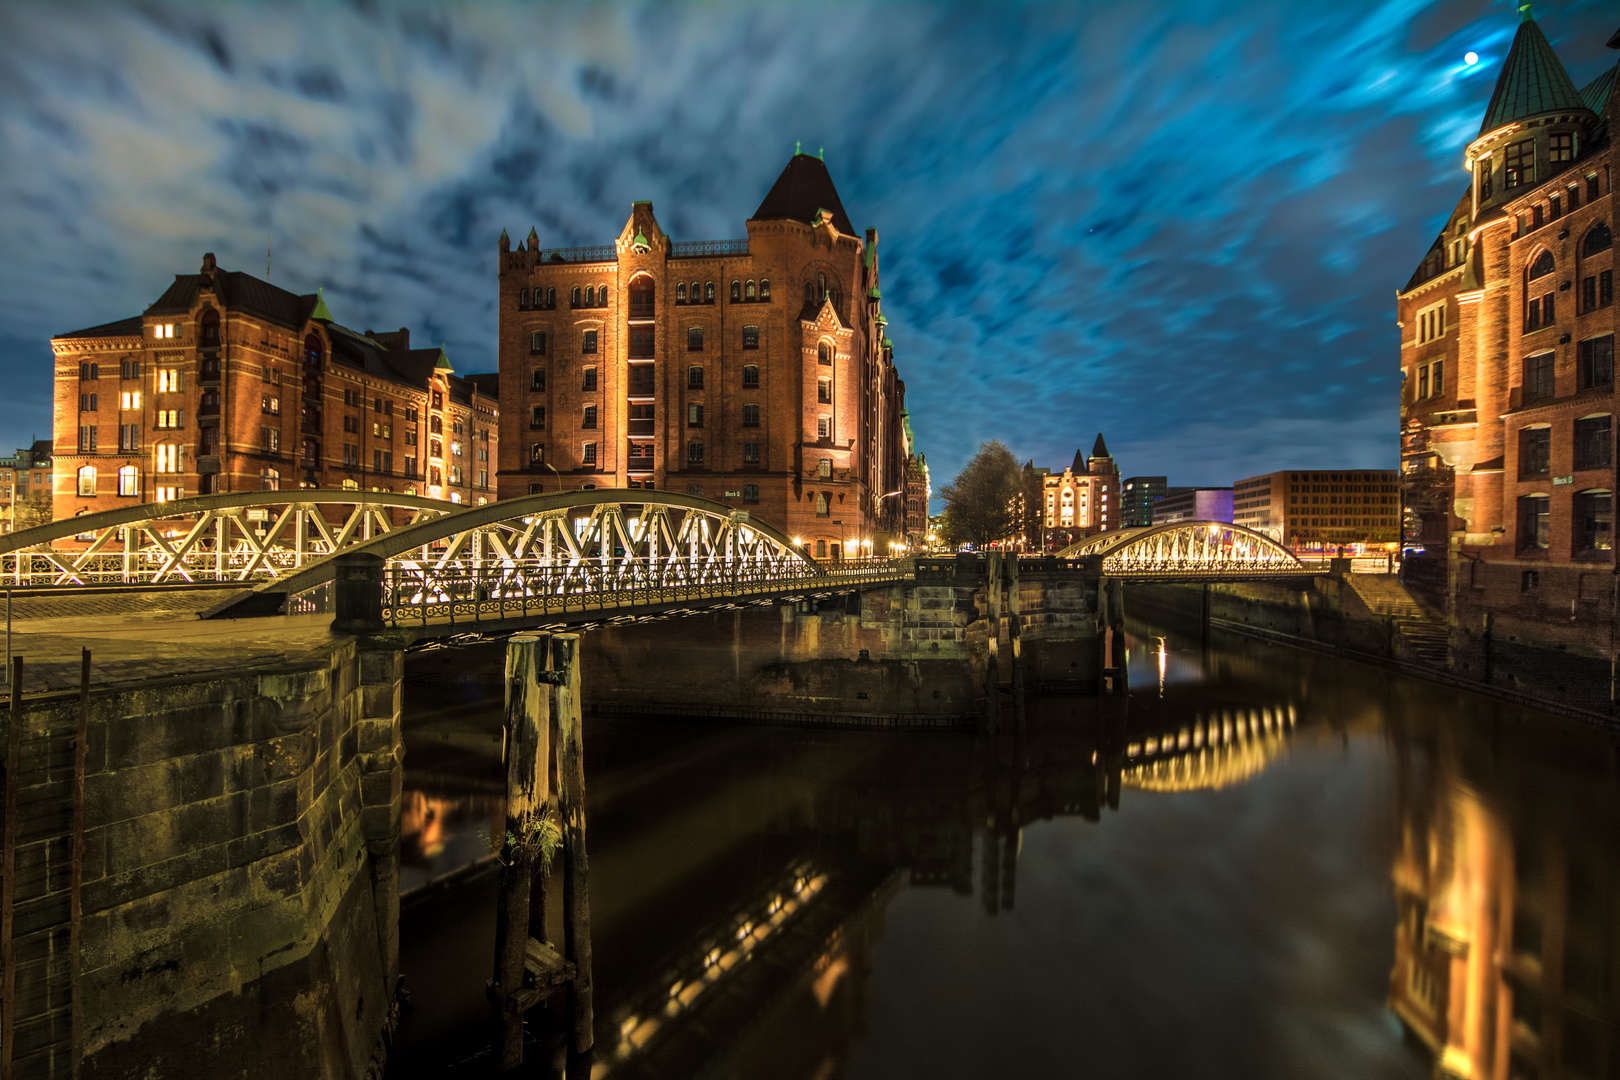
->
[1466,4,1597,220]
[751,153,855,236]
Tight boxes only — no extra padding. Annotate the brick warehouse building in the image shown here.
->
[495,153,910,558]
[1039,434,1120,550]
[1397,13,1617,674]
[51,254,498,522]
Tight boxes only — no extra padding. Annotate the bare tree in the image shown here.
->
[939,440,1022,549]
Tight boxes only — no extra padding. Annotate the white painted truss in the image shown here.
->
[1058,521,1309,578]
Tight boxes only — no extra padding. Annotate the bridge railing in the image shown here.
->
[292,556,911,628]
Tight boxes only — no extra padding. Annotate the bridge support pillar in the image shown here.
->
[332,552,385,635]
[1098,576,1127,694]
[985,552,1002,732]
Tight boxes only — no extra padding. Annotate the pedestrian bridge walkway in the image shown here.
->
[1056,521,1315,581]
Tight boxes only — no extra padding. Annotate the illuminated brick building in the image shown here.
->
[901,415,930,552]
[495,153,910,559]
[1041,434,1119,549]
[1397,12,1617,625]
[51,254,498,520]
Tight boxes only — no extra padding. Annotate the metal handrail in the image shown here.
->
[669,239,748,258]
[538,245,617,264]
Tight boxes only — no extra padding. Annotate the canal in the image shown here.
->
[387,604,1619,1079]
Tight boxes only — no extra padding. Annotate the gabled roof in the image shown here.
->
[143,269,319,329]
[1479,13,1590,136]
[1579,62,1617,114]
[751,154,855,236]
[54,315,144,340]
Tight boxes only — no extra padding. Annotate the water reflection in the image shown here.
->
[392,614,1620,1079]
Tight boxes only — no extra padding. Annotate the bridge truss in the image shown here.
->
[204,490,908,625]
[1057,521,1311,579]
[0,491,458,586]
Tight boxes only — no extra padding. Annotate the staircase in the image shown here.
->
[1348,573,1450,667]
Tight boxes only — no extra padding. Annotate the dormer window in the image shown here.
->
[1505,139,1535,189]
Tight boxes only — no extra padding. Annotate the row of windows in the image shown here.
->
[526,325,773,355]
[1521,335,1615,402]
[529,402,770,429]
[1486,136,1580,202]
[1518,415,1613,476]
[1518,491,1611,554]
[1415,302,1447,345]
[530,365,768,392]
[1513,175,1606,232]
[1414,360,1444,402]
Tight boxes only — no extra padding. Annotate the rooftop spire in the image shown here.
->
[1091,432,1111,459]
[1478,9,1588,136]
[308,287,334,322]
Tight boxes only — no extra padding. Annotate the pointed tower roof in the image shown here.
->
[1091,432,1111,459]
[435,342,453,373]
[1478,9,1590,137]
[1070,448,1086,474]
[751,153,855,235]
[308,287,334,323]
[1579,63,1616,114]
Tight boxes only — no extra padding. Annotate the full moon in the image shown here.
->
[1465,51,1479,65]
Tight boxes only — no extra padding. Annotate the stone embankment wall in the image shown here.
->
[1128,576,1404,660]
[1,635,405,1080]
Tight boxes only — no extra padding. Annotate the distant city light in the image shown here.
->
[1464,51,1479,65]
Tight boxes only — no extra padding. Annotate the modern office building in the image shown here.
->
[1151,487,1233,525]
[1121,476,1168,528]
[51,255,498,522]
[1231,469,1400,548]
[495,152,911,558]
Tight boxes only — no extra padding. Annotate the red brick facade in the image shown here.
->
[1040,436,1120,549]
[495,155,909,559]
[51,255,497,524]
[1398,17,1618,619]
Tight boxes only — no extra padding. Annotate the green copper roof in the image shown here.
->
[875,314,887,326]
[867,286,881,299]
[632,228,648,248]
[1478,13,1589,137]
[1579,63,1616,114]
[881,336,893,350]
[435,342,453,373]
[308,287,334,322]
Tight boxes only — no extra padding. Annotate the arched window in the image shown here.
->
[815,493,829,516]
[818,342,833,365]
[690,281,700,302]
[805,282,815,307]
[677,282,687,302]
[629,276,654,319]
[520,288,530,307]
[745,280,756,300]
[584,285,595,306]
[760,279,770,300]
[730,280,741,302]
[199,308,220,348]
[1529,250,1556,279]
[76,465,97,496]
[742,365,759,388]
[117,465,138,497]
[546,287,556,307]
[303,334,324,368]
[431,416,443,435]
[704,282,715,302]
[1585,222,1613,256]
[571,286,581,306]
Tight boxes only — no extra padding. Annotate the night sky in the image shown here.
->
[2,2,1616,496]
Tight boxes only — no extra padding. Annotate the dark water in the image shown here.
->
[389,611,1620,1080]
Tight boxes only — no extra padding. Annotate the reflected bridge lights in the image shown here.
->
[1121,704,1300,792]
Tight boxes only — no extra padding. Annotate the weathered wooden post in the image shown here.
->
[554,634,595,1059]
[985,552,1002,732]
[1,656,19,1079]
[491,633,551,1070]
[1007,555,1025,732]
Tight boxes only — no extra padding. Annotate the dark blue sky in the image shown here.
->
[1,1,1616,492]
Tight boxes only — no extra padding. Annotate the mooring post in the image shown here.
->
[1006,555,1025,732]
[554,634,595,1059]
[2,656,21,1080]
[71,649,89,1076]
[985,552,1002,732]
[491,633,550,1070]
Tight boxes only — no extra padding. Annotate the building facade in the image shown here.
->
[1397,14,1617,615]
[495,154,910,560]
[51,254,498,523]
[0,441,54,532]
[1151,487,1233,525]
[1121,476,1168,528]
[900,415,930,553]
[1040,434,1120,549]
[1231,469,1400,548]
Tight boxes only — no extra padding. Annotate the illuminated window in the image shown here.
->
[818,377,832,403]
[815,493,829,515]
[76,466,96,497]
[155,485,181,502]
[157,368,182,393]
[262,468,280,491]
[687,403,703,427]
[120,391,140,410]
[818,416,831,439]
[760,279,770,300]
[154,443,182,473]
[117,466,138,497]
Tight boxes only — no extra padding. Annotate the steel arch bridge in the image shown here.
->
[1056,521,1312,580]
[203,489,907,625]
[0,490,460,586]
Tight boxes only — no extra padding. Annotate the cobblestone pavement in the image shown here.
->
[2,612,340,697]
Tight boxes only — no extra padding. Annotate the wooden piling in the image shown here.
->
[1006,555,1025,732]
[553,634,595,1057]
[492,634,551,1071]
[71,650,89,1077]
[985,552,1002,732]
[2,656,20,1080]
